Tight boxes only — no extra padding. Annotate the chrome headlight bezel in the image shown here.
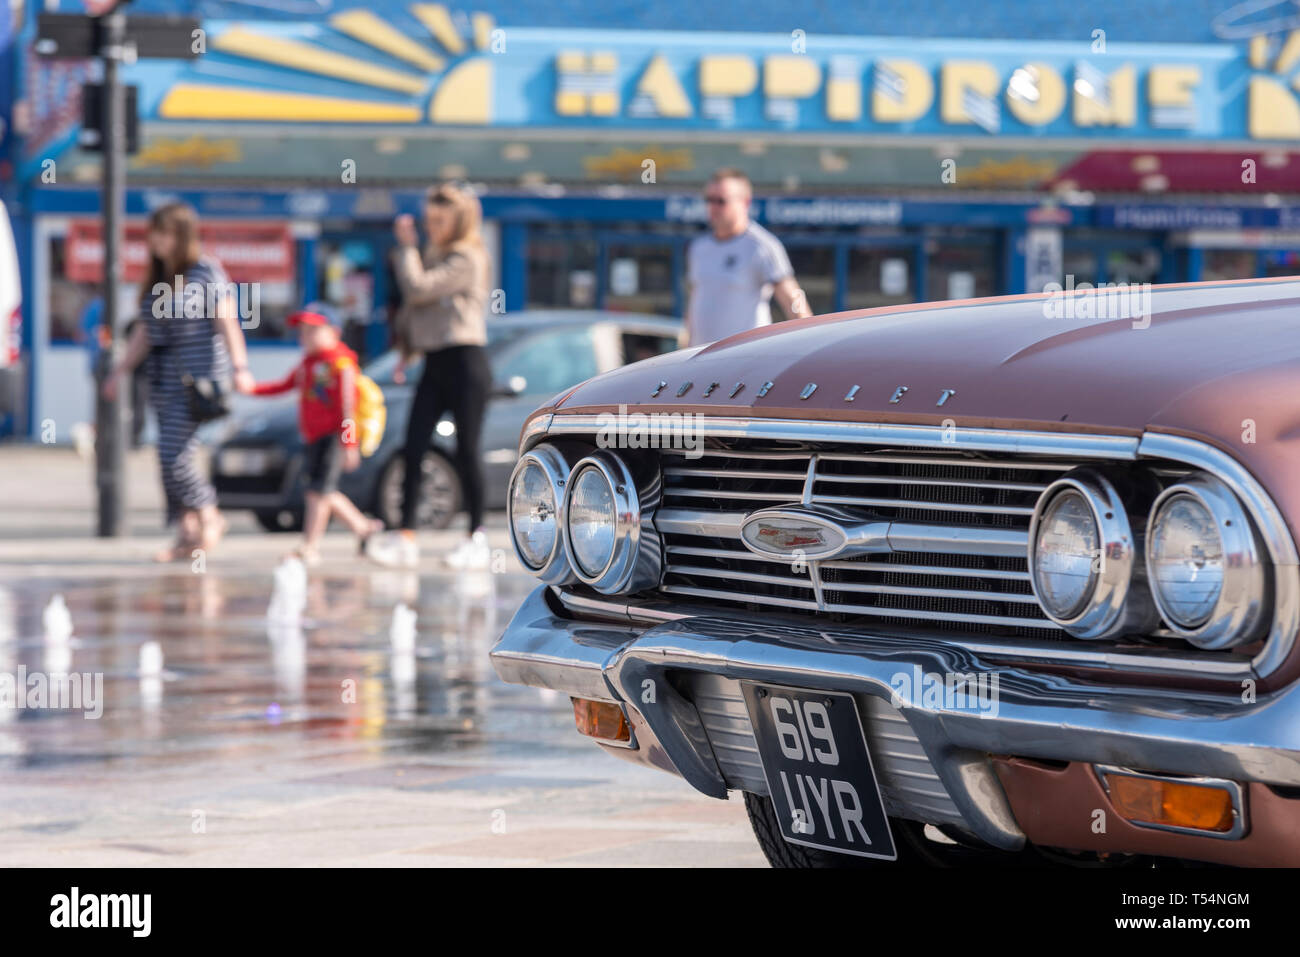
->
[1028,469,1156,639]
[507,444,574,585]
[562,451,646,594]
[1145,474,1268,649]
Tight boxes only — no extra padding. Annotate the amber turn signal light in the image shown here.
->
[571,697,630,742]
[1106,773,1236,833]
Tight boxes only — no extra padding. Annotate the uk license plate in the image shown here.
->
[742,683,895,860]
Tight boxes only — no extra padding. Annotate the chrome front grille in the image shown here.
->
[657,444,1079,639]
[681,672,965,827]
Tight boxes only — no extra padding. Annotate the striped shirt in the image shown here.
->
[142,255,231,388]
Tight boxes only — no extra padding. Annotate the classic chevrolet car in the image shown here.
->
[491,278,1300,867]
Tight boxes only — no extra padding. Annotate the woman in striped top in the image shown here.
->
[103,203,255,561]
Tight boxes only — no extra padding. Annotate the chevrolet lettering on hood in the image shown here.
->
[493,278,1300,868]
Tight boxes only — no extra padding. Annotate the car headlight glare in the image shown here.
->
[1146,494,1223,629]
[1145,475,1266,649]
[507,445,573,584]
[1032,489,1099,621]
[567,465,618,578]
[510,460,557,569]
[561,451,657,594]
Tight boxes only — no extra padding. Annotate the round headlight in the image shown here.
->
[1028,470,1154,639]
[567,465,618,578]
[1145,475,1266,648]
[561,451,652,594]
[1032,489,1099,620]
[510,460,557,569]
[507,445,573,584]
[1147,494,1222,628]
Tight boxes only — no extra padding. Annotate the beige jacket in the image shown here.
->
[390,242,488,356]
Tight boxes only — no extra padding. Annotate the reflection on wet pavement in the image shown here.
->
[0,548,763,867]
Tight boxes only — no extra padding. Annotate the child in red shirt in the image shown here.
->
[250,304,382,565]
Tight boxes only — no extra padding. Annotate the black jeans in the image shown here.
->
[401,344,491,531]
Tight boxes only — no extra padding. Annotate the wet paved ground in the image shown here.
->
[0,447,764,866]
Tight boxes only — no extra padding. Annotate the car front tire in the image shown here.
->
[742,791,1018,869]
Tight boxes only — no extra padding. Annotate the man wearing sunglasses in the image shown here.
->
[681,168,811,348]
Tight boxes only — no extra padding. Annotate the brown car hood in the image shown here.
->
[549,278,1300,542]
[558,279,1300,434]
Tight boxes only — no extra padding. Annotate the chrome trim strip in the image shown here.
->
[658,507,1029,557]
[881,522,1028,557]
[809,493,1035,516]
[1092,765,1247,841]
[666,544,1032,580]
[552,589,1255,678]
[545,415,1142,459]
[660,583,1055,629]
[1139,432,1299,679]
[518,413,553,452]
[670,561,1034,605]
[655,508,745,538]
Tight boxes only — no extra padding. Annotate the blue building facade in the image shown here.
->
[6,0,1300,437]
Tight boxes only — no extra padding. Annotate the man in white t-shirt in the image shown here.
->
[682,168,812,347]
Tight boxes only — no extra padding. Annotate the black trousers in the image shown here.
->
[401,344,491,531]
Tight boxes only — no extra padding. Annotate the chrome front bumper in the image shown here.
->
[491,585,1300,851]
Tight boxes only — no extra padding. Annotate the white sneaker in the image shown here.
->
[366,530,420,569]
[446,530,491,570]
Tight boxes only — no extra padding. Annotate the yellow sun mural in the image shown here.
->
[156,4,494,125]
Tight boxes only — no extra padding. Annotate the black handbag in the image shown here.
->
[159,336,232,424]
[178,365,232,424]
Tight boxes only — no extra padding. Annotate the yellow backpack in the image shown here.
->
[337,357,386,456]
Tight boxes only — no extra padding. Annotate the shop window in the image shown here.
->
[1262,251,1300,278]
[1105,248,1161,285]
[527,227,598,309]
[47,237,101,346]
[926,242,995,302]
[1062,247,1099,287]
[315,238,377,352]
[846,246,916,310]
[1202,250,1258,282]
[605,243,676,316]
[782,244,835,317]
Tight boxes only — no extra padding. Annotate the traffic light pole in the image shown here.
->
[95,10,129,538]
